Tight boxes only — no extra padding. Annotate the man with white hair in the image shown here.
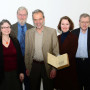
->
[72,13,90,90]
[12,6,33,90]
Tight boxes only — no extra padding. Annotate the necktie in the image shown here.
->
[20,26,25,56]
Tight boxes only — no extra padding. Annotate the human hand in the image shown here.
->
[26,69,30,76]
[50,69,56,79]
[19,73,24,82]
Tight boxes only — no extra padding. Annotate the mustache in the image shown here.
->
[17,19,27,25]
[33,22,45,28]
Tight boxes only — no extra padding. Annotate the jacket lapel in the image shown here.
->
[77,28,80,38]
[42,26,46,47]
[14,23,18,36]
[87,27,90,57]
[31,29,35,56]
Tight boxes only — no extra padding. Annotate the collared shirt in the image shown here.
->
[76,28,88,58]
[17,23,27,56]
[33,30,44,61]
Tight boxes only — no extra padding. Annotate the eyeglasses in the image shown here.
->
[18,14,27,17]
[1,26,11,29]
[80,21,90,24]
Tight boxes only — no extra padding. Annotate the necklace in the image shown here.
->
[3,37,10,44]
[6,42,8,44]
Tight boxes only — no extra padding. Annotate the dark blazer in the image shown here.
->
[11,22,33,38]
[0,36,24,83]
[54,32,80,90]
[72,27,90,58]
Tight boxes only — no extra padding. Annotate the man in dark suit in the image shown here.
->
[12,6,33,90]
[72,13,90,90]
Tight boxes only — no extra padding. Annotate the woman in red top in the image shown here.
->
[0,19,24,90]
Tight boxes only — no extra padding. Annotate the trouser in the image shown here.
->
[23,56,30,90]
[29,60,54,90]
[0,70,22,90]
[23,64,30,90]
[76,58,90,90]
[24,69,30,90]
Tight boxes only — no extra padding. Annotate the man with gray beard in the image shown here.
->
[12,6,33,90]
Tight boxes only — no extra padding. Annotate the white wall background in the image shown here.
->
[0,0,90,30]
[0,0,89,89]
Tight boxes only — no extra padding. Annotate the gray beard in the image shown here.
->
[18,19,26,25]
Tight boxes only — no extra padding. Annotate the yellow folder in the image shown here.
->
[47,53,70,70]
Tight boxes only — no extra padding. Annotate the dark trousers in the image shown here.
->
[24,66,30,90]
[24,69,30,90]
[29,60,54,90]
[76,58,90,90]
[0,70,22,90]
[23,56,30,90]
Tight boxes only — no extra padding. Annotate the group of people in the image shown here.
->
[0,6,90,90]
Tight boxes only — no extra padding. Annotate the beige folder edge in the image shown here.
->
[47,53,70,70]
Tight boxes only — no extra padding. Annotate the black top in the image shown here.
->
[61,31,70,43]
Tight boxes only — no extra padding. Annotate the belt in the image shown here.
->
[76,58,88,61]
[33,59,44,64]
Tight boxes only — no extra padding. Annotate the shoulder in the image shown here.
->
[10,36,19,44]
[12,22,18,27]
[26,23,33,26]
[69,32,78,41]
[26,27,35,35]
[26,23,34,29]
[71,28,80,37]
[44,26,56,34]
[44,26,56,31]
[27,27,35,31]
[57,34,61,41]
[58,34,61,37]
[11,23,18,32]
[71,28,80,33]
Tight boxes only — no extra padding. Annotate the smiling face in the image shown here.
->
[61,19,70,32]
[1,22,11,36]
[17,9,28,25]
[33,12,45,30]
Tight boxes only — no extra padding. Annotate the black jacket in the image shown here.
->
[0,35,24,83]
[72,27,90,58]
